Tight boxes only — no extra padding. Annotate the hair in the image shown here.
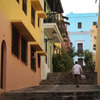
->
[75,61,78,64]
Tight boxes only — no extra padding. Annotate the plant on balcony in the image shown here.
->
[44,12,53,23]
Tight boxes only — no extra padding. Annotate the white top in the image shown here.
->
[72,64,83,75]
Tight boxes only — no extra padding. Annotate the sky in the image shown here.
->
[61,0,99,15]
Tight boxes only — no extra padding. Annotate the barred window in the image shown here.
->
[16,0,19,3]
[93,22,97,25]
[12,25,20,58]
[45,41,47,64]
[22,0,27,15]
[78,22,82,29]
[21,36,27,64]
[31,46,36,72]
[44,1,46,12]
[77,43,83,52]
[31,5,35,27]
[38,17,40,27]
[38,54,40,68]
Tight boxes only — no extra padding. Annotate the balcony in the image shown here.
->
[77,50,84,53]
[43,13,65,43]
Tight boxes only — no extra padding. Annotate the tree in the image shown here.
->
[84,50,95,71]
[52,49,74,72]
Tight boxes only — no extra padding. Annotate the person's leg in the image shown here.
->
[76,75,80,87]
[74,74,78,87]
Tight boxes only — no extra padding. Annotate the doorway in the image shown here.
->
[1,40,6,89]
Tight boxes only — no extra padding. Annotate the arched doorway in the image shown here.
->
[1,40,6,89]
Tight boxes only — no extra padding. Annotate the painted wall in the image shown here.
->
[0,0,42,45]
[91,25,97,64]
[67,12,98,63]
[0,11,41,91]
[67,12,98,32]
[96,0,100,86]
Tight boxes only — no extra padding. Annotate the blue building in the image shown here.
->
[67,12,98,66]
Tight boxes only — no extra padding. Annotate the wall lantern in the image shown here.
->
[44,30,57,42]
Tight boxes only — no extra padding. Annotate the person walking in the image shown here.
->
[72,61,83,87]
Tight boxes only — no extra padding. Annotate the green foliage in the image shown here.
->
[84,50,95,71]
[52,49,74,72]
[67,47,76,58]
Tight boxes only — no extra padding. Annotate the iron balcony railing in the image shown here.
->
[44,13,67,36]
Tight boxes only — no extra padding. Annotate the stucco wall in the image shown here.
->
[0,11,41,91]
[96,1,100,85]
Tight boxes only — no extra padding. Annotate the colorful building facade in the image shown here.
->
[41,0,64,79]
[96,0,100,85]
[67,12,98,66]
[0,0,46,91]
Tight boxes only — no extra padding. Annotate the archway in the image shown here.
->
[1,40,6,89]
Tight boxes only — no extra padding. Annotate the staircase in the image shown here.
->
[0,85,100,100]
[0,72,99,100]
[40,72,97,85]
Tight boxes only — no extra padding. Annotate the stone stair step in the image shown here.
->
[40,72,97,85]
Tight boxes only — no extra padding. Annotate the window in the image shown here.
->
[22,0,27,15]
[31,5,35,27]
[12,25,20,58]
[31,47,36,72]
[77,43,83,52]
[38,17,40,27]
[21,36,27,64]
[78,22,82,29]
[78,58,83,66]
[16,0,19,3]
[38,54,40,68]
[44,1,46,12]
[93,22,97,25]
[45,40,47,64]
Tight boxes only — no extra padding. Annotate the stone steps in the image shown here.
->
[0,85,100,100]
[40,72,97,85]
[0,91,100,100]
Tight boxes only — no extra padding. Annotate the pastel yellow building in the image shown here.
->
[90,25,97,63]
[0,0,46,91]
[96,0,100,85]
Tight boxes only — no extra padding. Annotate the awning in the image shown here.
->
[30,42,47,56]
[31,0,43,11]
[37,51,47,56]
[38,11,47,18]
[11,20,35,42]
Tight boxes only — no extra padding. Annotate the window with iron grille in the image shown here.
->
[44,1,46,12]
[93,22,97,25]
[38,54,40,68]
[12,25,20,58]
[16,0,19,3]
[77,43,83,52]
[21,36,27,64]
[22,0,27,15]
[45,41,47,64]
[31,46,36,72]
[31,5,35,27]
[78,22,82,29]
[38,17,40,27]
